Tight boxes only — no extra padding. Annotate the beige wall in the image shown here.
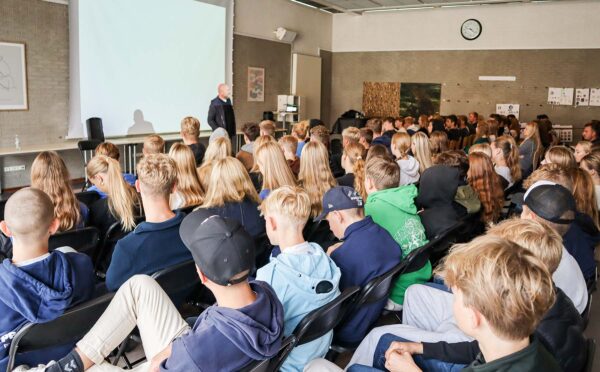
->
[330,49,600,137]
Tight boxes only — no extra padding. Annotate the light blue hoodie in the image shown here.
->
[256,242,341,372]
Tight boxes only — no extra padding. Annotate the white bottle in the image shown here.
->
[14,134,20,151]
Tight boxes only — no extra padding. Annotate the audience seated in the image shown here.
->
[0,188,94,371]
[104,154,191,291]
[291,120,310,157]
[405,117,420,134]
[519,121,543,178]
[570,166,600,225]
[363,157,429,309]
[367,118,391,152]
[410,132,432,176]
[236,122,260,172]
[87,142,136,198]
[199,157,265,237]
[279,135,300,176]
[542,145,577,168]
[255,141,297,200]
[467,152,504,224]
[465,120,490,153]
[259,120,276,137]
[468,142,492,157]
[142,134,165,155]
[336,142,367,201]
[429,131,448,158]
[196,136,231,191]
[311,125,345,177]
[581,152,600,209]
[582,120,600,148]
[43,214,285,372]
[391,132,420,185]
[256,186,341,371]
[167,143,204,209]
[575,140,592,164]
[491,135,521,189]
[85,155,141,237]
[180,116,206,165]
[382,117,396,139]
[359,128,373,150]
[298,141,337,220]
[31,151,88,232]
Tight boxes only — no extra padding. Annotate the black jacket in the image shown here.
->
[422,287,586,372]
[207,97,236,138]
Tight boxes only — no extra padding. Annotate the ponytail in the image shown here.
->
[495,136,522,182]
[344,143,368,201]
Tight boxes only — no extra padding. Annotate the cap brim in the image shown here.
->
[314,210,328,222]
[179,208,218,248]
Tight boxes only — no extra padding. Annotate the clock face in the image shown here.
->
[461,19,482,40]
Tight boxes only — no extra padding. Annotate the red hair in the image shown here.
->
[468,152,505,223]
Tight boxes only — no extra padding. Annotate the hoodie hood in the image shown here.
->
[368,185,419,216]
[0,251,74,323]
[397,156,420,185]
[416,165,460,208]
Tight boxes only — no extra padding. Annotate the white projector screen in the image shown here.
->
[68,0,233,138]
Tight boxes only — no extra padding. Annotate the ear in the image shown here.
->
[469,307,484,331]
[135,179,141,193]
[0,221,12,237]
[48,218,60,235]
[196,266,207,284]
[365,176,375,193]
[171,181,178,194]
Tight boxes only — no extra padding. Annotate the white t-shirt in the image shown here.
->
[494,165,513,189]
[595,185,600,210]
[553,248,588,314]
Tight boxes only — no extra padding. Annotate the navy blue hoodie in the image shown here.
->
[161,280,284,371]
[563,213,600,280]
[0,250,95,370]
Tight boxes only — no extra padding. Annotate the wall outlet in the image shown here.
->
[4,165,26,173]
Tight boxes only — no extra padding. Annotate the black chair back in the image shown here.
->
[238,336,294,372]
[6,293,114,371]
[269,286,360,371]
[352,261,407,308]
[75,191,101,207]
[0,199,7,221]
[49,227,101,258]
[585,338,596,372]
[94,216,145,272]
[151,260,199,305]
[304,220,338,250]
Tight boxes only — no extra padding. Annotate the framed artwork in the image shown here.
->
[247,67,265,102]
[400,83,441,117]
[362,82,400,118]
[0,41,28,110]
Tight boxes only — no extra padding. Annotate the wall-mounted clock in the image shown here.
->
[461,19,482,41]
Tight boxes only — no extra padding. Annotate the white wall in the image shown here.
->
[332,0,600,52]
[234,0,332,55]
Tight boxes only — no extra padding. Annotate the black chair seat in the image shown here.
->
[49,227,101,258]
[585,338,596,372]
[75,191,101,208]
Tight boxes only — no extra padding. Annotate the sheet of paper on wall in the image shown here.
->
[575,88,590,106]
[496,103,520,119]
[547,87,574,105]
[590,88,600,106]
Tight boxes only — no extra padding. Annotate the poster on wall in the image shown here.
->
[0,41,28,110]
[590,88,600,107]
[496,103,520,119]
[247,67,265,102]
[547,87,574,106]
[575,88,590,106]
[399,83,441,117]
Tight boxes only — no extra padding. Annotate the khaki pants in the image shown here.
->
[77,275,191,372]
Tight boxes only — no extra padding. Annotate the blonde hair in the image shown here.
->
[181,116,200,138]
[259,185,311,228]
[411,132,432,174]
[136,153,177,197]
[202,136,231,164]
[278,135,298,156]
[365,157,400,191]
[4,188,55,241]
[298,141,337,218]
[143,135,165,154]
[344,143,367,201]
[487,218,563,273]
[524,163,573,191]
[95,142,120,160]
[87,155,140,231]
[250,135,278,173]
[493,135,522,182]
[523,121,543,169]
[469,143,492,157]
[202,157,260,208]
[475,121,489,140]
[544,146,577,168]
[440,235,555,341]
[31,151,82,232]
[430,131,448,155]
[569,167,599,228]
[168,143,204,207]
[292,120,309,140]
[576,141,592,163]
[342,127,361,144]
[259,120,276,137]
[255,141,297,192]
[392,132,411,158]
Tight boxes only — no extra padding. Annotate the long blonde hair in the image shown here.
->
[493,135,522,182]
[411,132,432,174]
[298,141,337,218]
[86,155,139,231]
[202,136,231,164]
[343,143,367,201]
[31,151,82,232]
[430,131,448,156]
[168,143,204,208]
[522,121,543,169]
[255,141,296,192]
[202,157,260,208]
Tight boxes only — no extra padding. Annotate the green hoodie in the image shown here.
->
[365,185,432,305]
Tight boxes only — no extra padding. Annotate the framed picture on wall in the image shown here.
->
[0,41,28,110]
[247,67,265,102]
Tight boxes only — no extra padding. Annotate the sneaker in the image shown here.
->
[13,361,56,371]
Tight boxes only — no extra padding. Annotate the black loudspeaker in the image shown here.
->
[86,117,105,142]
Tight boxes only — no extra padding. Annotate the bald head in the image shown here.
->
[3,188,55,240]
[218,84,230,99]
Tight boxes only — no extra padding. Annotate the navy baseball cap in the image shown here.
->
[179,210,255,286]
[523,181,576,224]
[315,186,364,221]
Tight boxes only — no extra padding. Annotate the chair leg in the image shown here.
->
[325,349,339,362]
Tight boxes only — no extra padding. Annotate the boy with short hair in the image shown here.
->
[364,157,430,309]
[317,186,401,345]
[41,213,285,372]
[256,186,341,371]
[180,116,206,165]
[278,135,300,176]
[236,122,260,171]
[259,120,276,137]
[105,154,192,291]
[359,128,374,150]
[342,127,361,147]
[0,188,95,370]
[142,134,165,155]
[292,121,309,157]
[367,118,391,152]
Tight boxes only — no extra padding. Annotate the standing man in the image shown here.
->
[208,83,236,140]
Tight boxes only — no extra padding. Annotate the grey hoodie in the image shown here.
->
[397,155,421,185]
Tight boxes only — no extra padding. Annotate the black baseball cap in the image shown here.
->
[523,181,576,224]
[179,210,255,286]
[315,186,364,221]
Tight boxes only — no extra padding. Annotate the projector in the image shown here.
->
[274,27,297,43]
